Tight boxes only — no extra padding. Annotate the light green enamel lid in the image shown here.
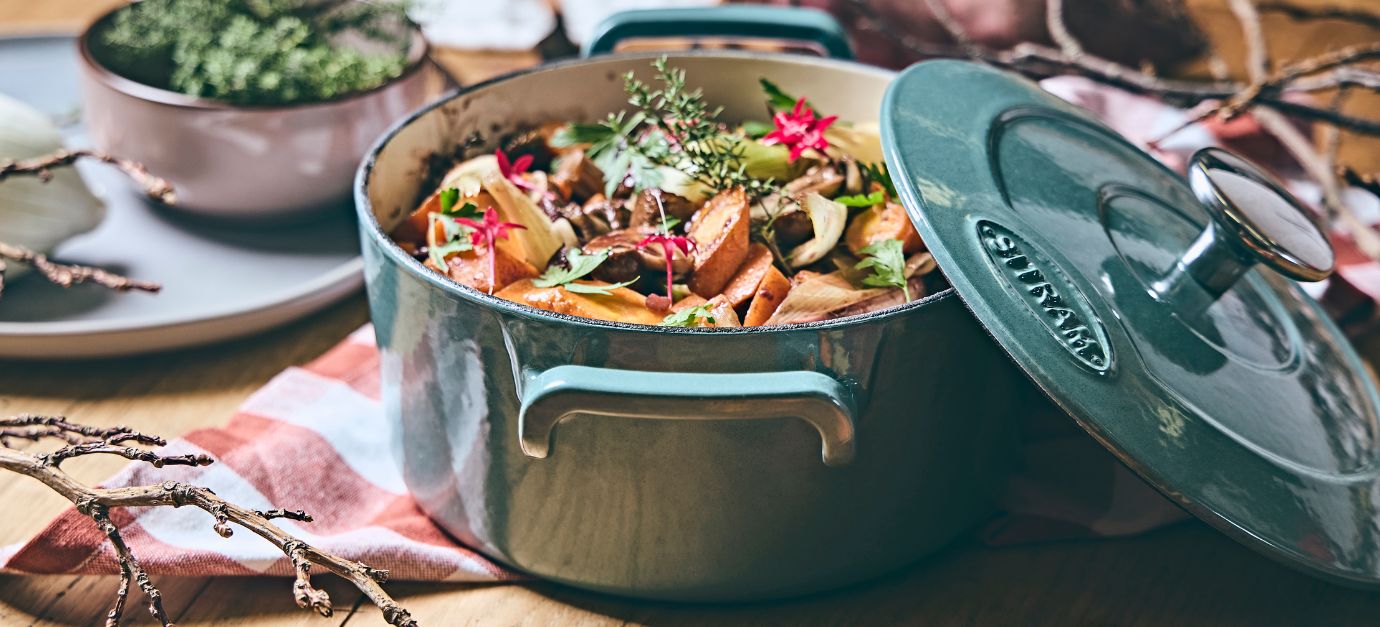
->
[882,59,1380,586]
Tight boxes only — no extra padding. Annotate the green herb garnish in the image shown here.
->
[533,248,635,295]
[657,215,682,233]
[438,191,481,219]
[428,215,474,269]
[861,162,897,198]
[759,78,810,112]
[659,304,716,327]
[624,57,779,199]
[98,0,411,106]
[551,111,667,197]
[836,191,885,207]
[856,239,910,302]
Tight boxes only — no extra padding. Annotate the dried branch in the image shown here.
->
[922,0,977,52]
[1230,0,1271,84]
[841,0,1380,135]
[842,0,1380,265]
[0,414,418,627]
[0,149,175,205]
[0,241,161,297]
[1045,0,1083,58]
[1254,107,1380,260]
[1340,165,1380,197]
[0,148,167,300]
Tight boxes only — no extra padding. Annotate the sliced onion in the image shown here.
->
[483,171,565,269]
[442,154,499,198]
[786,192,847,268]
[824,121,884,165]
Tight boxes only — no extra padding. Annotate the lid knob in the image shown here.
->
[1150,148,1335,308]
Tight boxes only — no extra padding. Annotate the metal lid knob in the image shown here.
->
[1152,148,1335,307]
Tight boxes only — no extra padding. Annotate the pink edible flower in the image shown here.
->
[455,208,526,294]
[761,98,838,161]
[637,233,695,302]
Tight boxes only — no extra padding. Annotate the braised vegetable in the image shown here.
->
[389,58,946,327]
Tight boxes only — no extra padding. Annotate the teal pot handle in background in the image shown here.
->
[519,365,858,467]
[581,6,854,60]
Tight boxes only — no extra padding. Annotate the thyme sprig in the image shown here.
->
[624,57,779,199]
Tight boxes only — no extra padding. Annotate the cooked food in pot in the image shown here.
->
[389,58,945,327]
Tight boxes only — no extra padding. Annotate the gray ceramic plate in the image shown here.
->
[0,34,363,359]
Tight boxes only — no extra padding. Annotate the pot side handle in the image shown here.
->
[519,365,857,467]
[581,6,854,60]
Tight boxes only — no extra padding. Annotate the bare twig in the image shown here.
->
[1045,0,1084,58]
[89,505,172,626]
[842,0,1380,263]
[841,0,1380,135]
[0,241,161,297]
[0,149,175,204]
[0,414,418,627]
[922,0,976,52]
[1320,88,1348,220]
[1230,0,1271,84]
[1254,107,1380,259]
[1340,166,1380,197]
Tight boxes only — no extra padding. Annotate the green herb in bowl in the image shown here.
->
[97,0,412,106]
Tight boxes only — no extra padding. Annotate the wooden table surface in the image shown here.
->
[4,2,1380,625]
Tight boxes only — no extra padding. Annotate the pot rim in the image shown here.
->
[77,3,431,112]
[355,49,958,335]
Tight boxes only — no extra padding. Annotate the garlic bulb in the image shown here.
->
[0,93,105,276]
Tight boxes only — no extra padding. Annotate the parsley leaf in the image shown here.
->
[439,194,481,219]
[835,191,885,207]
[533,248,611,288]
[552,111,665,197]
[759,78,808,112]
[438,187,459,212]
[564,279,638,295]
[659,304,716,327]
[427,214,474,269]
[856,239,910,302]
[657,215,681,233]
[861,162,897,198]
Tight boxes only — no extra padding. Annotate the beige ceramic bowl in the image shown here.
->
[77,8,442,220]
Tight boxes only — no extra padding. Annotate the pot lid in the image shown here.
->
[882,60,1380,586]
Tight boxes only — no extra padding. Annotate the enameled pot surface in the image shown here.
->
[78,8,442,220]
[356,52,1027,600]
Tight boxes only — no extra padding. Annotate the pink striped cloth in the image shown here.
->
[4,77,1380,579]
[1,326,518,581]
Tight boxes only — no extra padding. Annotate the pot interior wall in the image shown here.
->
[363,53,893,233]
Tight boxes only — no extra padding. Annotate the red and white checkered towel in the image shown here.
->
[4,77,1379,580]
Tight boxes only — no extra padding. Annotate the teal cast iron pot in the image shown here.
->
[355,12,1026,601]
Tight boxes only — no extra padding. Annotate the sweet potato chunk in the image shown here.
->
[743,266,792,326]
[845,203,924,257]
[670,294,741,327]
[496,279,663,324]
[397,189,499,245]
[437,245,537,294]
[705,295,741,327]
[720,243,775,308]
[688,187,750,297]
